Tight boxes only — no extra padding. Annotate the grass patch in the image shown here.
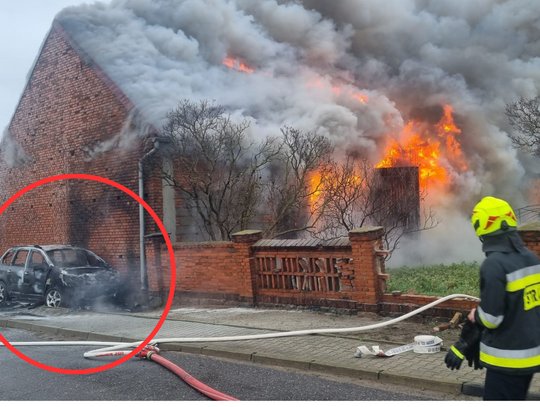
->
[386,261,480,297]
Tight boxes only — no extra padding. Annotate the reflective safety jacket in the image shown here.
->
[474,230,540,375]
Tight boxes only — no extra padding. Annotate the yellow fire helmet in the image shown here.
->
[471,196,518,237]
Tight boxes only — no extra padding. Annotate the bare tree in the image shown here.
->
[160,100,280,241]
[311,155,366,238]
[263,127,334,238]
[506,96,540,156]
[314,156,439,258]
[157,100,438,250]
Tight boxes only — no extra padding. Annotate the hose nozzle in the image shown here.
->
[138,345,160,359]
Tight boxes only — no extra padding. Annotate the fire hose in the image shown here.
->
[139,346,239,401]
[1,293,479,400]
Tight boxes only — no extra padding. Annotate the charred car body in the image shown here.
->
[0,245,121,307]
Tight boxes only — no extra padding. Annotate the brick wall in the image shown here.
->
[0,23,164,283]
[146,230,260,303]
[379,293,478,318]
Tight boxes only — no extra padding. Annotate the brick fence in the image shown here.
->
[145,224,540,317]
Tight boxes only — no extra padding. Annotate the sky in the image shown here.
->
[0,0,98,132]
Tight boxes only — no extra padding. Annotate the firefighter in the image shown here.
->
[468,196,540,400]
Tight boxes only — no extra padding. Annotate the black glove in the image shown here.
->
[466,336,483,370]
[445,340,466,370]
[461,319,484,370]
[445,319,484,371]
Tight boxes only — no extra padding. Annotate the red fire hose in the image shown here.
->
[139,347,239,401]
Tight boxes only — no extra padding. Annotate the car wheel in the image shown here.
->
[45,287,65,308]
[0,281,8,304]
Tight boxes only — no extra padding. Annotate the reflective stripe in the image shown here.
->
[480,343,540,369]
[506,265,540,292]
[451,346,464,360]
[477,306,503,329]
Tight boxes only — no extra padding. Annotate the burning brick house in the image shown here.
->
[0,17,421,305]
[3,0,539,310]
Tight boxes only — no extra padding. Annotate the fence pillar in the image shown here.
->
[349,226,386,312]
[231,230,263,303]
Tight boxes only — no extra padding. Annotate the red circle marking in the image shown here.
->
[0,174,176,374]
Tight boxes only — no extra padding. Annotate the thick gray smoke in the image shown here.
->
[56,0,540,265]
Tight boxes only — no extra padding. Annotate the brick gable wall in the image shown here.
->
[0,25,164,283]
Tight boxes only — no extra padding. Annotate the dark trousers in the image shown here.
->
[484,369,533,400]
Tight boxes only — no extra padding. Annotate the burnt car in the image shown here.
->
[0,245,121,308]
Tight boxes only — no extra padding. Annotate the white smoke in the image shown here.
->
[56,0,540,265]
[1,128,33,168]
[82,112,152,160]
[388,209,486,268]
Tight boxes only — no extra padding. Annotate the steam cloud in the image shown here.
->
[56,0,540,265]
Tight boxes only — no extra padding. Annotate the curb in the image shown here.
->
[3,318,540,400]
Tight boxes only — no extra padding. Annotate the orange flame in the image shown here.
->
[350,92,369,104]
[309,169,362,213]
[222,57,254,74]
[438,105,467,171]
[376,104,466,188]
[306,80,369,105]
[310,172,323,212]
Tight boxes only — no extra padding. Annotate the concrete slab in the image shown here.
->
[202,346,255,361]
[159,343,183,352]
[252,353,312,370]
[30,324,59,335]
[379,370,463,395]
[179,344,206,355]
[7,320,35,331]
[56,328,89,340]
[310,360,379,380]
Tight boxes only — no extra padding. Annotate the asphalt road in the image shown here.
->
[0,328,451,401]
